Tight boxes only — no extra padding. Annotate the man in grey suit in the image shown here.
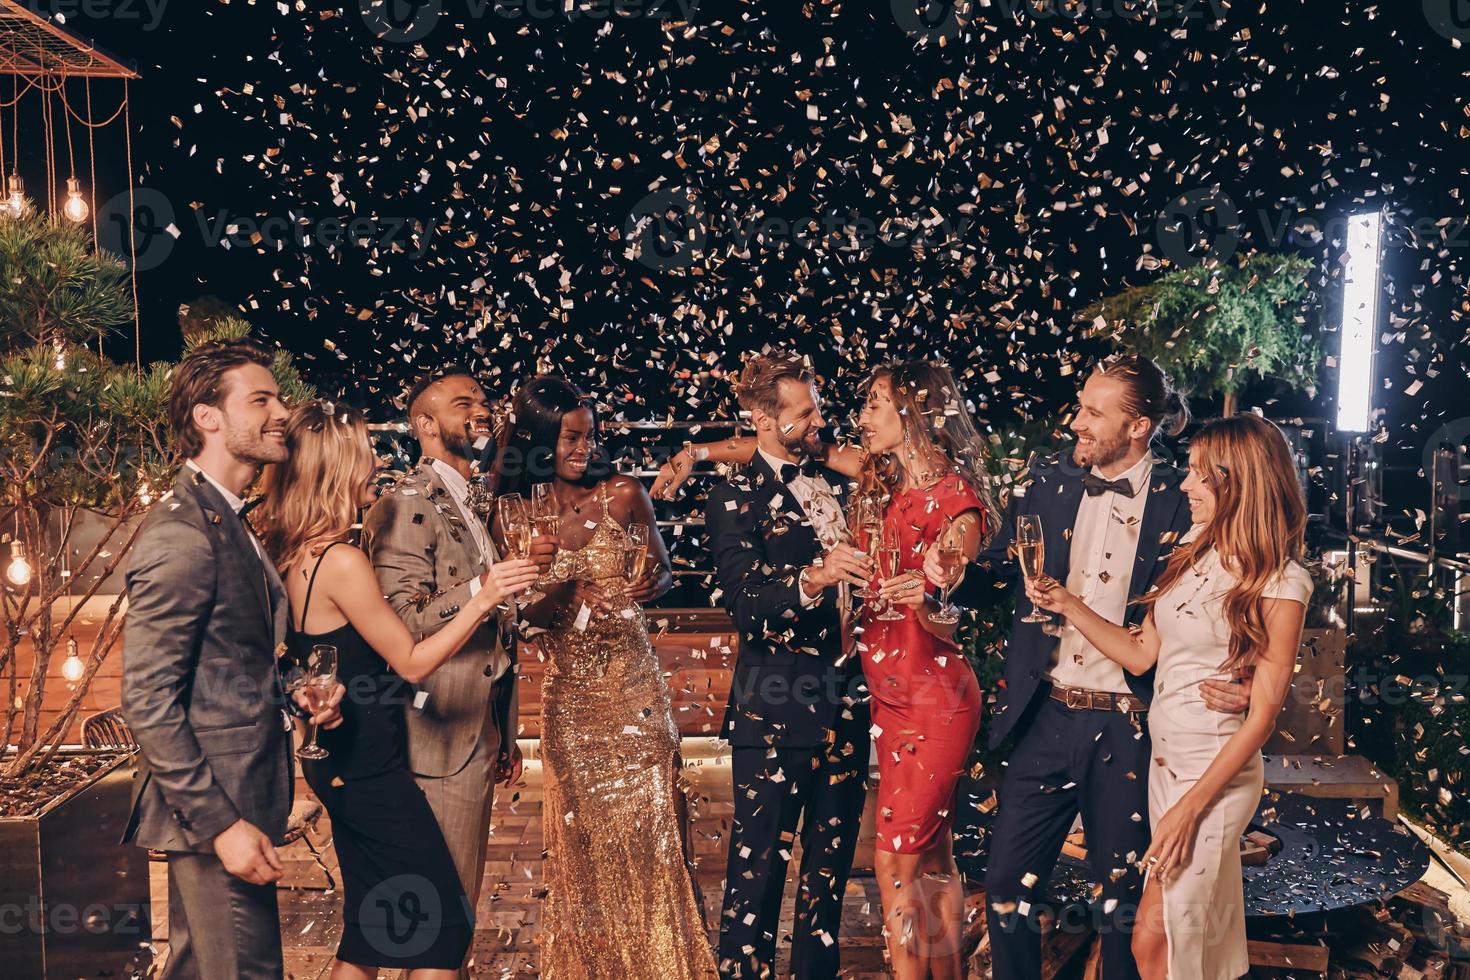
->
[122,340,343,979]
[363,367,554,975]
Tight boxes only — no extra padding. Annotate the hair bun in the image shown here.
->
[1160,389,1191,437]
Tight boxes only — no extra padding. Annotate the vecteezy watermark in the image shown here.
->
[0,898,146,936]
[1155,188,1241,266]
[1424,417,1470,503]
[1155,188,1470,266]
[359,874,445,959]
[27,0,169,30]
[1423,0,1470,45]
[360,0,702,43]
[623,187,979,271]
[890,0,971,43]
[891,0,1228,42]
[95,187,434,272]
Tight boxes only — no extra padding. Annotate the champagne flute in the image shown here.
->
[847,492,881,599]
[527,484,560,603]
[293,644,337,761]
[497,494,535,608]
[929,518,966,626]
[876,520,907,622]
[1017,514,1052,625]
[624,522,650,589]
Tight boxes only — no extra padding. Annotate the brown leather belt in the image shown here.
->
[1048,682,1147,715]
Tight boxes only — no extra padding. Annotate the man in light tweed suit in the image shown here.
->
[122,340,343,979]
[363,367,554,976]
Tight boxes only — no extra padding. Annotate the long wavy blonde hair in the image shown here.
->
[1140,414,1307,670]
[254,401,377,574]
[858,360,999,540]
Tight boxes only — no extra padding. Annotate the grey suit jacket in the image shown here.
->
[120,468,293,853]
[362,460,517,778]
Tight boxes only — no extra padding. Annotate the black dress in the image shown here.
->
[290,542,473,970]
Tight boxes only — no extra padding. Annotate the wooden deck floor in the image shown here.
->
[147,752,897,979]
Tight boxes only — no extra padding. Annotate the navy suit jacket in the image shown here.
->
[705,454,868,749]
[969,452,1194,749]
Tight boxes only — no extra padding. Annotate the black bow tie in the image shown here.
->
[778,459,821,483]
[1081,472,1137,498]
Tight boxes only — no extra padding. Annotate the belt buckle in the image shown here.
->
[1065,687,1086,710]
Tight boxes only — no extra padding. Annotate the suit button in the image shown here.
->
[484,665,495,677]
[1029,670,1039,679]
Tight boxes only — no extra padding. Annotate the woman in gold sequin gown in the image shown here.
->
[493,376,718,980]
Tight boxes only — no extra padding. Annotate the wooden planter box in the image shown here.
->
[0,750,152,978]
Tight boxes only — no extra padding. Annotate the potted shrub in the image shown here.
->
[1081,251,1322,416]
[0,211,308,976]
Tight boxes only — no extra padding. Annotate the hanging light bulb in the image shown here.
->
[5,542,32,586]
[138,482,153,506]
[61,637,84,683]
[63,177,89,224]
[5,175,26,217]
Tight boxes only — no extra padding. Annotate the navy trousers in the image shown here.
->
[985,696,1152,980]
[717,718,868,980]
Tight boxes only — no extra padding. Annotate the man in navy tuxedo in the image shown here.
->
[971,355,1253,979]
[705,351,874,980]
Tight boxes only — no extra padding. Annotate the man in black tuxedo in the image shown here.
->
[706,351,874,980]
[973,355,1253,979]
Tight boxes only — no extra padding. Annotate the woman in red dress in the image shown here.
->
[854,362,991,979]
[652,357,993,978]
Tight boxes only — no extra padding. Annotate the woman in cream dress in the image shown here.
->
[1029,414,1311,979]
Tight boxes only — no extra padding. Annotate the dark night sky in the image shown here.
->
[15,0,1470,527]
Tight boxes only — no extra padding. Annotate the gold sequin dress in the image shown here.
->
[535,488,718,980]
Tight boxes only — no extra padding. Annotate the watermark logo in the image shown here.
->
[28,0,169,31]
[97,187,178,272]
[361,0,700,41]
[1424,417,1470,503]
[1424,0,1470,45]
[361,0,441,42]
[623,187,708,271]
[1156,187,1240,266]
[94,187,434,271]
[359,874,443,959]
[892,0,969,43]
[1155,189,1470,267]
[622,188,979,271]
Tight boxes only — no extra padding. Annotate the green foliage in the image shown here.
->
[0,212,133,348]
[1081,252,1322,404]
[0,214,312,777]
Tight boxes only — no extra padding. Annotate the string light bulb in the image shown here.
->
[61,637,84,683]
[6,542,32,586]
[63,177,89,224]
[5,175,25,217]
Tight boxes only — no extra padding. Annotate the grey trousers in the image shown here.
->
[412,698,502,976]
[162,850,283,980]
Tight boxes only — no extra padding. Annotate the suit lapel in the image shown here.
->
[181,471,274,629]
[417,460,487,578]
[1045,461,1087,586]
[1130,463,1188,603]
[746,454,821,564]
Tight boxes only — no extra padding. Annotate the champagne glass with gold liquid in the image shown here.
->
[497,494,535,607]
[847,492,882,599]
[876,520,907,622]
[929,518,966,626]
[527,483,560,603]
[1017,514,1052,625]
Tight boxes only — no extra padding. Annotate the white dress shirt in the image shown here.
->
[1047,454,1154,693]
[185,460,266,563]
[428,458,498,598]
[758,448,849,608]
[428,458,510,682]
